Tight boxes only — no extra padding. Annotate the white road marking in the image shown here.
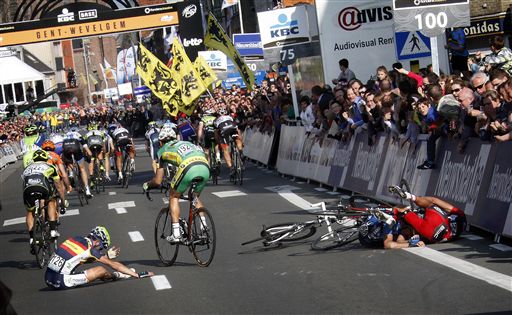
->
[327,191,341,195]
[115,208,127,214]
[162,197,187,204]
[460,234,484,241]
[128,231,144,242]
[3,209,79,227]
[212,190,247,198]
[489,244,512,252]
[296,181,306,184]
[265,185,314,210]
[151,275,172,290]
[315,187,328,192]
[403,247,512,292]
[108,192,117,196]
[108,201,135,209]
[134,144,146,151]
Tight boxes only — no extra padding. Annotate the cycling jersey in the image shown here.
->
[145,127,160,161]
[403,205,465,243]
[214,115,237,145]
[112,127,131,147]
[21,161,59,209]
[85,130,105,153]
[21,134,46,154]
[50,134,65,156]
[62,138,85,164]
[177,119,196,143]
[201,115,216,146]
[158,140,209,194]
[45,236,103,289]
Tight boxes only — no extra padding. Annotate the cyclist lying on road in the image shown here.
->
[388,185,467,244]
[45,226,154,290]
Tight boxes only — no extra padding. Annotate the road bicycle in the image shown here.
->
[120,144,135,188]
[69,154,88,206]
[147,179,216,267]
[32,199,58,268]
[228,134,243,185]
[90,155,106,195]
[207,139,220,185]
[242,195,396,250]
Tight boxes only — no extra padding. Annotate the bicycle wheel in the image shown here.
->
[93,161,101,194]
[33,216,49,268]
[191,208,216,267]
[234,149,243,185]
[209,151,218,185]
[311,226,360,250]
[265,222,317,242]
[122,156,130,188]
[73,167,85,206]
[154,208,179,266]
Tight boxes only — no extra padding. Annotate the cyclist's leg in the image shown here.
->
[47,199,59,237]
[235,128,244,152]
[76,158,92,196]
[114,145,123,179]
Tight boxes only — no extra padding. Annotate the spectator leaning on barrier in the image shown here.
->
[299,95,315,133]
[456,87,482,153]
[416,97,443,170]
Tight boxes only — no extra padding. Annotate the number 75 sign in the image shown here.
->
[393,0,470,37]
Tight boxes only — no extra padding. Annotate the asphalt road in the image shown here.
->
[0,140,511,315]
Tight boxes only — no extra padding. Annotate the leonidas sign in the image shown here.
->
[0,4,178,47]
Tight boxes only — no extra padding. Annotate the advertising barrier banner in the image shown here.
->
[242,127,275,165]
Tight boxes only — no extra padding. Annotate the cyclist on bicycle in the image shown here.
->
[145,121,160,174]
[20,124,46,154]
[62,128,93,198]
[22,149,67,254]
[176,114,197,143]
[214,107,244,176]
[50,133,65,156]
[84,122,108,182]
[143,127,210,243]
[45,226,154,290]
[197,109,220,167]
[389,185,467,243]
[111,125,135,183]
[41,140,72,193]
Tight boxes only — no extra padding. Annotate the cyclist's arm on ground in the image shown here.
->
[97,255,142,278]
[384,234,425,249]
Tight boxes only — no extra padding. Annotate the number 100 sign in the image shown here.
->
[393,0,470,37]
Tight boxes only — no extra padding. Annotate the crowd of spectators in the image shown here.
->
[290,35,512,170]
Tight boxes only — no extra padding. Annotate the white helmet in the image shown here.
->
[158,127,176,142]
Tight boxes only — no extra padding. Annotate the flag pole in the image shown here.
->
[237,1,244,34]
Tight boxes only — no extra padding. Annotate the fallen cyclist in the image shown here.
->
[388,185,467,246]
[45,226,154,289]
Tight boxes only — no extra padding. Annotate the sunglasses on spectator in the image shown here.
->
[474,83,485,90]
[452,88,461,93]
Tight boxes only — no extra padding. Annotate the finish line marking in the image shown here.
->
[3,209,80,227]
[115,208,127,214]
[403,247,512,292]
[212,190,247,198]
[151,275,172,290]
[128,231,144,242]
[108,201,135,209]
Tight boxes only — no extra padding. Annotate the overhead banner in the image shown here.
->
[116,46,137,84]
[0,3,178,47]
[176,0,205,60]
[257,6,311,49]
[315,0,396,84]
[233,33,264,57]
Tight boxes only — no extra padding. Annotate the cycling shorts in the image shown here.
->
[148,134,160,161]
[45,269,88,290]
[178,123,197,143]
[171,157,210,194]
[23,174,55,210]
[62,139,84,164]
[87,135,104,154]
[219,127,238,146]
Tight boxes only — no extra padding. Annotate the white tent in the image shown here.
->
[0,56,45,85]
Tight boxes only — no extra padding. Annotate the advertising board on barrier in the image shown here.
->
[242,127,275,165]
[315,0,396,83]
[198,50,228,71]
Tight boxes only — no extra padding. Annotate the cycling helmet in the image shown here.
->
[69,127,79,133]
[24,124,38,136]
[41,140,55,152]
[148,121,156,129]
[158,127,176,142]
[38,125,47,133]
[32,149,49,162]
[107,124,117,136]
[88,122,98,131]
[218,107,228,115]
[89,226,111,249]
[204,108,215,116]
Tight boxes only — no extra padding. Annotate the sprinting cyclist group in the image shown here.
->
[16,104,468,291]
